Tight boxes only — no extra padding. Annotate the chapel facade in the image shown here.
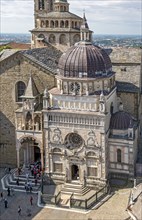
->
[0,0,141,186]
[15,23,139,188]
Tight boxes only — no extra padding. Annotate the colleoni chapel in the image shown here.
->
[0,0,142,191]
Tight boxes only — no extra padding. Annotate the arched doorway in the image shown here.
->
[19,137,41,167]
[34,143,41,162]
[71,165,79,180]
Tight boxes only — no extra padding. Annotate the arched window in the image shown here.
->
[73,34,80,44]
[59,34,67,45]
[41,20,45,27]
[46,20,49,27]
[49,34,56,44]
[87,151,96,157]
[25,111,33,130]
[65,20,69,28]
[72,21,74,28]
[34,115,41,130]
[16,81,26,102]
[55,20,58,27]
[117,149,121,163]
[60,6,63,11]
[38,34,45,39]
[50,20,54,28]
[38,0,44,10]
[60,20,64,28]
[53,148,61,154]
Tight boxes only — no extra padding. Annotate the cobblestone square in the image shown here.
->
[0,168,132,220]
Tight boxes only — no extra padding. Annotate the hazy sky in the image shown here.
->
[1,0,142,35]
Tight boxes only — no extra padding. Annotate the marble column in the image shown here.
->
[50,154,53,172]
[24,149,26,165]
[17,149,20,168]
[26,145,29,165]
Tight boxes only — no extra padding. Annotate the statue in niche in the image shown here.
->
[23,100,29,110]
[87,137,95,147]
[53,134,60,143]
[52,128,62,144]
[25,112,33,130]
[87,130,99,148]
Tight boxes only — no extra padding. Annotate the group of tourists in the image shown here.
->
[25,180,33,193]
[29,162,42,179]
[0,186,15,209]
[1,162,41,215]
[1,189,34,215]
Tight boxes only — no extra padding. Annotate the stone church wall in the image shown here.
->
[111,47,141,120]
[117,92,139,119]
[0,54,55,167]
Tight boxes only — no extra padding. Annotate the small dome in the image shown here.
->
[110,111,134,130]
[58,41,112,78]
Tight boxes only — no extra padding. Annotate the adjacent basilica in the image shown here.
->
[0,0,142,197]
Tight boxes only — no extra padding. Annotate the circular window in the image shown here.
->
[64,133,83,150]
[70,82,80,94]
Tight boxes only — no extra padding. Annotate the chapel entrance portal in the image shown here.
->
[34,144,41,162]
[71,165,79,180]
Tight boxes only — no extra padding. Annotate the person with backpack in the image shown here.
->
[18,206,22,216]
[30,196,33,205]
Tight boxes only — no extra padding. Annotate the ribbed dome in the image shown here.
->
[58,42,112,78]
[110,111,134,130]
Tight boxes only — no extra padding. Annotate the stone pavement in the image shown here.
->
[0,168,131,220]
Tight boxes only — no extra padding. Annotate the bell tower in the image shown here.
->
[31,0,90,51]
[34,0,54,13]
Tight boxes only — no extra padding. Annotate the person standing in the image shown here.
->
[34,170,37,179]
[7,187,10,196]
[4,199,8,208]
[30,196,33,205]
[18,206,22,215]
[11,187,14,196]
[31,168,34,176]
[16,178,19,186]
[18,167,21,176]
[1,192,4,201]
[26,173,29,182]
[35,178,37,186]
[8,167,11,174]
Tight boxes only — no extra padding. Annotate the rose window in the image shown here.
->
[70,82,80,94]
[64,133,83,150]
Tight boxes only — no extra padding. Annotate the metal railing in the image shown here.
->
[40,183,110,210]
[41,193,56,205]
[70,184,110,210]
[55,191,61,205]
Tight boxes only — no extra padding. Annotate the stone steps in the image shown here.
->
[59,194,71,207]
[1,169,41,193]
[58,182,92,208]
[61,182,91,196]
[61,186,90,196]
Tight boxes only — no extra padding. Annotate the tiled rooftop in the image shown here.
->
[21,44,62,74]
[116,81,139,93]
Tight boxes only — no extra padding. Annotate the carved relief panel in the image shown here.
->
[52,128,62,144]
[87,130,99,148]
